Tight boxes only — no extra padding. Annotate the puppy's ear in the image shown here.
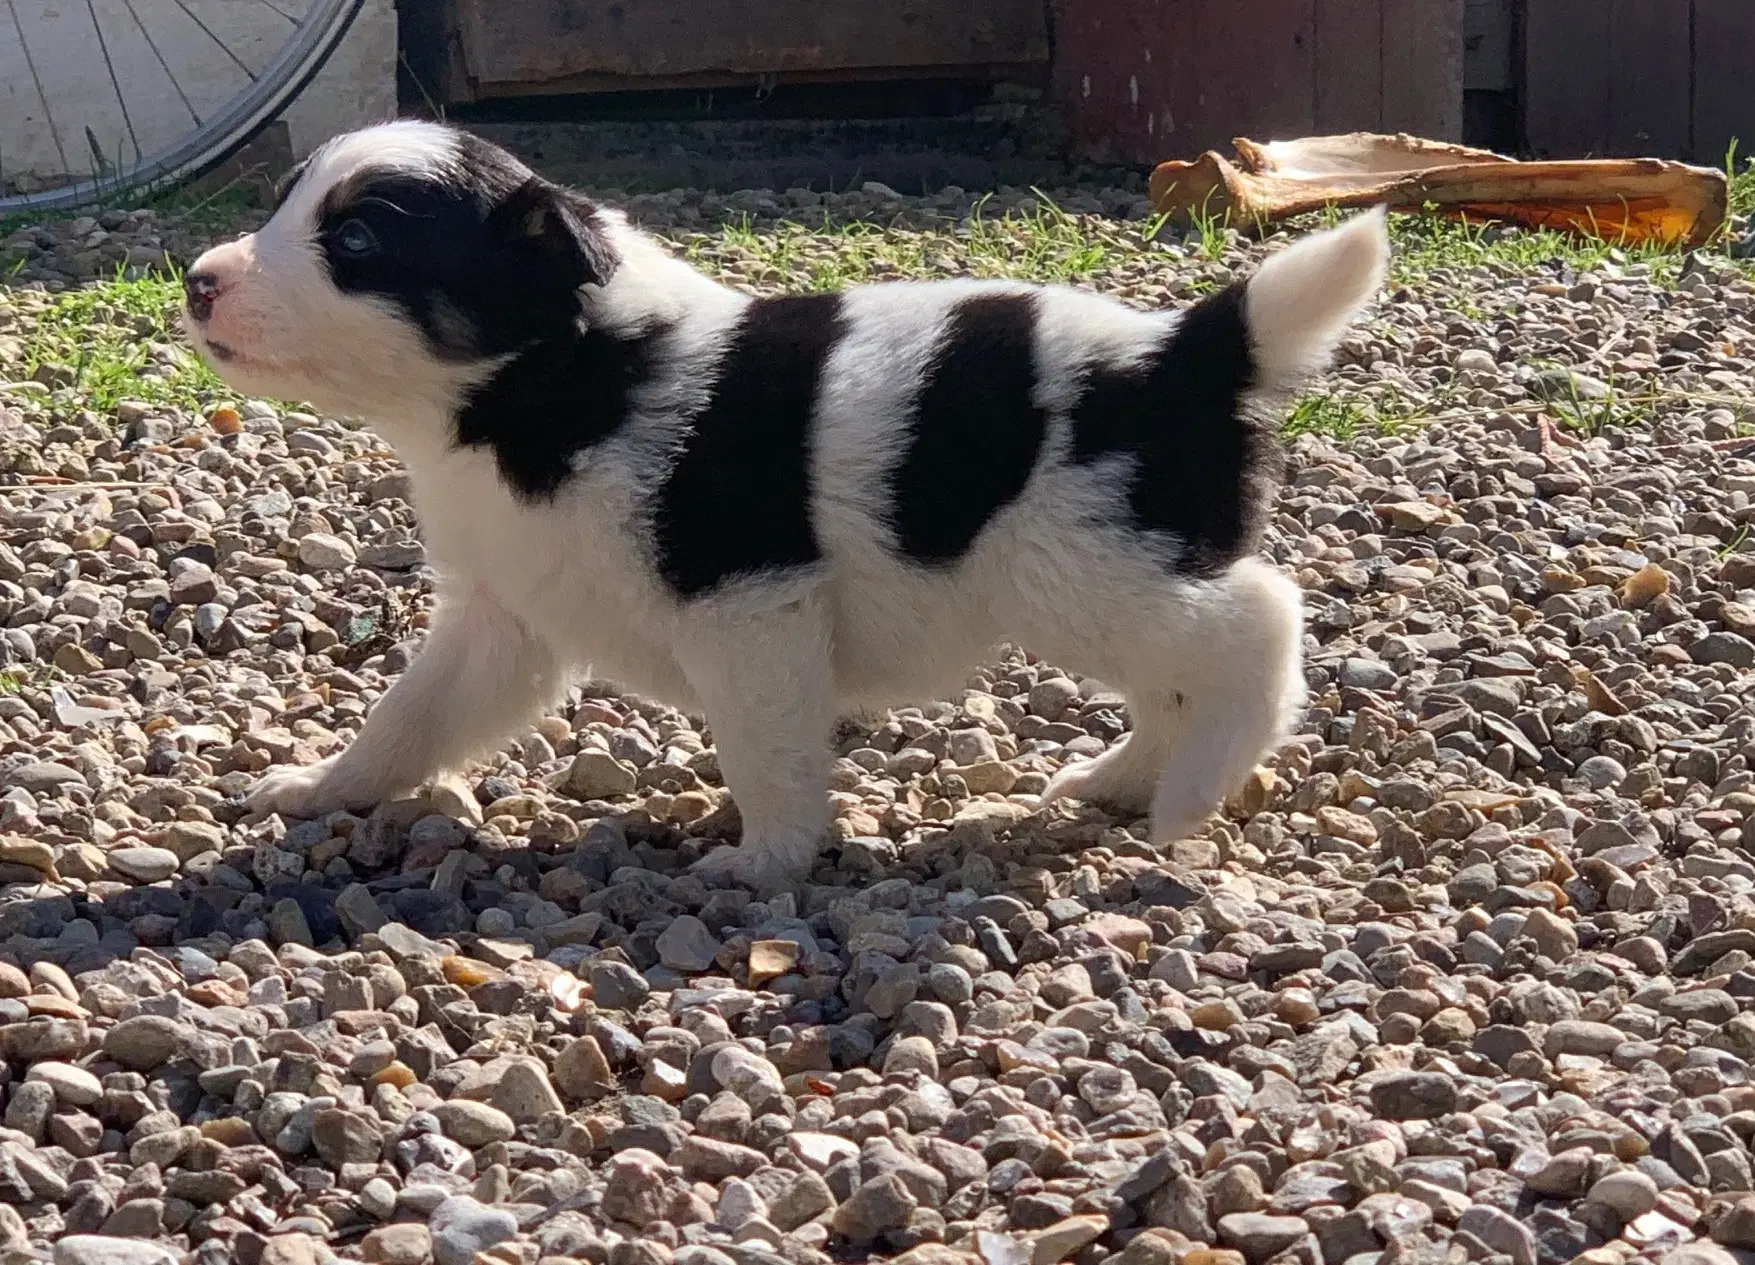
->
[492,177,619,290]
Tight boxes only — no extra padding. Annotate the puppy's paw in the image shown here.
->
[1039,752,1153,816]
[247,757,369,819]
[691,836,814,895]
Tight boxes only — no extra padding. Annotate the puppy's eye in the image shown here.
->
[334,219,379,257]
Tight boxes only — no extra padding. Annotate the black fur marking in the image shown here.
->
[272,157,310,212]
[456,321,669,500]
[891,292,1047,566]
[653,294,846,599]
[1069,283,1269,575]
[316,139,617,362]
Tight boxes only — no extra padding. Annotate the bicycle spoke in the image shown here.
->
[6,0,72,177]
[87,0,142,164]
[122,0,203,127]
[169,0,259,81]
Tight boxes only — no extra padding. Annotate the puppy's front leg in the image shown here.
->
[248,591,559,819]
[677,585,835,891]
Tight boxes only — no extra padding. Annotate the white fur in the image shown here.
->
[185,122,1389,891]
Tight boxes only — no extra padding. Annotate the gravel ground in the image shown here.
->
[4,175,1755,1265]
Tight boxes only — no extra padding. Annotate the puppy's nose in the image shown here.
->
[184,270,221,322]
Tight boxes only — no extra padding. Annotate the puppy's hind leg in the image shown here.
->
[677,582,837,893]
[1146,558,1306,844]
[1037,558,1303,842]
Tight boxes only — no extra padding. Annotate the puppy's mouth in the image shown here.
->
[204,340,241,364]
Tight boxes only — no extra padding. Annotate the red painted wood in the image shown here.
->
[1055,0,1322,165]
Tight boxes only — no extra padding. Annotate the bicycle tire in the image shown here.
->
[0,0,366,218]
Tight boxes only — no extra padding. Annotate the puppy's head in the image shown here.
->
[182,121,618,419]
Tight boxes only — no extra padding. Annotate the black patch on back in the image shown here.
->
[892,292,1047,565]
[315,132,617,362]
[456,321,669,499]
[653,294,846,599]
[1069,283,1270,575]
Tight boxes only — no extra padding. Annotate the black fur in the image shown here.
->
[1069,283,1270,575]
[653,294,847,599]
[317,135,617,362]
[892,293,1048,565]
[455,322,669,500]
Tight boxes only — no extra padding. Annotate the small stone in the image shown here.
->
[833,1173,917,1239]
[565,751,637,799]
[1693,633,1755,668]
[431,1100,516,1146]
[102,1015,191,1070]
[106,846,179,883]
[428,1196,517,1265]
[1029,1215,1109,1265]
[1217,1214,1310,1262]
[748,939,799,985]
[553,1035,615,1098]
[297,532,356,570]
[53,1240,181,1265]
[1587,1169,1659,1221]
[311,1109,383,1166]
[362,1225,432,1265]
[1712,1195,1755,1248]
[656,915,721,972]
[1369,1072,1456,1120]
[26,1062,102,1106]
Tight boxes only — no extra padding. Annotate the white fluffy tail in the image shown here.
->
[1243,205,1390,388]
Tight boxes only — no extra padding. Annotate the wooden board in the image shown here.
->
[1526,0,1695,159]
[1383,0,1466,139]
[1522,0,1608,157]
[1695,0,1755,164]
[450,0,1049,92]
[1314,0,1383,133]
[1608,0,1691,157]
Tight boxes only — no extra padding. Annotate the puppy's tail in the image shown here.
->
[1217,204,1390,393]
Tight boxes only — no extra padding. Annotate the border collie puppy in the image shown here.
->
[182,121,1389,890]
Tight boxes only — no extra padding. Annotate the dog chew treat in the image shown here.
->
[1149,132,1729,249]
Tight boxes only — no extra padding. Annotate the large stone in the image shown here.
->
[428,1196,517,1265]
[553,1035,615,1098]
[833,1174,916,1239]
[1369,1072,1456,1120]
[102,1015,192,1070]
[311,1109,383,1166]
[430,1100,515,1147]
[53,1240,181,1265]
[1030,1215,1109,1265]
[1217,1214,1310,1263]
[656,915,722,972]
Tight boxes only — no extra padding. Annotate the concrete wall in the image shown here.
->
[1,0,396,188]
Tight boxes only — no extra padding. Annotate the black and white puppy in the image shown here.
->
[182,121,1389,889]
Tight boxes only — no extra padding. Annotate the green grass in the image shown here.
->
[9,266,229,417]
[6,136,1752,448]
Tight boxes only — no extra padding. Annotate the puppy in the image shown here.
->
[182,121,1389,890]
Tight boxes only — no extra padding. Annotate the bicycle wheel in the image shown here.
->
[0,0,364,217]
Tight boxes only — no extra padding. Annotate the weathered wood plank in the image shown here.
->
[1605,0,1690,156]
[1694,0,1755,164]
[1181,0,1317,148]
[452,0,1050,90]
[1523,0,1610,156]
[1315,0,1383,133]
[1382,0,1465,139]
